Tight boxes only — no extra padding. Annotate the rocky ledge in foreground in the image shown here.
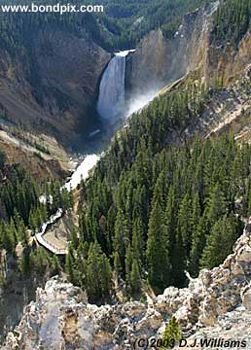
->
[3,220,251,349]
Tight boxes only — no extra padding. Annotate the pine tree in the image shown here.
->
[86,242,112,303]
[200,215,242,269]
[189,215,207,276]
[162,316,182,349]
[177,194,192,257]
[130,259,141,296]
[205,183,227,227]
[113,209,130,276]
[165,185,177,271]
[65,244,76,284]
[146,200,170,293]
[99,253,112,299]
[132,216,144,267]
[114,251,122,277]
[70,227,79,250]
[125,245,133,288]
[172,229,186,287]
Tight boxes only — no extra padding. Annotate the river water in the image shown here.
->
[0,49,159,342]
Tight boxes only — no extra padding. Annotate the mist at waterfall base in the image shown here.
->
[125,90,157,118]
[70,50,159,190]
[97,49,159,123]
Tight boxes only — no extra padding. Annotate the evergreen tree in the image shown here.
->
[200,215,243,269]
[172,229,186,287]
[177,194,192,257]
[86,242,112,303]
[162,316,182,349]
[132,216,144,267]
[65,244,77,284]
[205,183,227,227]
[130,259,141,296]
[113,209,130,276]
[147,200,170,293]
[189,215,207,276]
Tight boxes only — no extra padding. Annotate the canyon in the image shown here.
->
[0,0,250,348]
[3,218,251,349]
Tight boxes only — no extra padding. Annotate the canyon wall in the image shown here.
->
[0,27,110,147]
[126,1,251,97]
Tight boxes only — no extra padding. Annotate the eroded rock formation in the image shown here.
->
[3,218,251,349]
[126,1,251,99]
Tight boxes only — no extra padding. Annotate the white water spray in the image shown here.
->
[97,50,135,122]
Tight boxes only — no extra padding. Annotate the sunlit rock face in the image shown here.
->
[3,220,251,349]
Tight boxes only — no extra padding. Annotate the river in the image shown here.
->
[0,49,159,342]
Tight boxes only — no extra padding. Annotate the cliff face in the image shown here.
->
[126,29,170,96]
[0,28,110,148]
[206,30,251,86]
[126,1,251,98]
[186,65,251,141]
[126,3,216,97]
[3,220,251,349]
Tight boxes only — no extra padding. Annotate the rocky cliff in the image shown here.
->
[126,2,217,98]
[126,1,251,99]
[0,27,110,148]
[3,218,251,349]
[186,64,251,142]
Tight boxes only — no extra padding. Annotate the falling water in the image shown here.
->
[97,50,134,122]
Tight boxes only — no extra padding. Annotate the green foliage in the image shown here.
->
[19,246,60,276]
[0,146,73,286]
[85,242,112,303]
[129,259,141,296]
[200,215,243,269]
[73,127,251,297]
[0,0,212,53]
[212,0,251,48]
[147,200,170,293]
[96,0,209,48]
[66,235,112,303]
[162,316,182,349]
[64,73,251,299]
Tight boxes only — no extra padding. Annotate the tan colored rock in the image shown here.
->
[0,28,110,146]
[241,284,251,310]
[4,216,251,349]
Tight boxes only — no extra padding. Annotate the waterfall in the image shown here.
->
[97,50,135,122]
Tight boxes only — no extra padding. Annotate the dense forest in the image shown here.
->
[0,150,72,284]
[0,0,211,51]
[63,0,251,303]
[1,0,248,51]
[0,0,250,305]
[212,0,250,47]
[64,73,251,303]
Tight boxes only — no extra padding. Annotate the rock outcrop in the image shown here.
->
[126,2,218,98]
[3,219,251,349]
[186,65,251,141]
[126,1,251,99]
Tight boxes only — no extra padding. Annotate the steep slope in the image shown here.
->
[0,13,110,148]
[0,0,250,347]
[3,220,251,349]
[58,0,251,306]
[0,126,71,179]
[179,64,251,141]
[0,0,212,150]
[126,2,218,97]
[126,0,251,98]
